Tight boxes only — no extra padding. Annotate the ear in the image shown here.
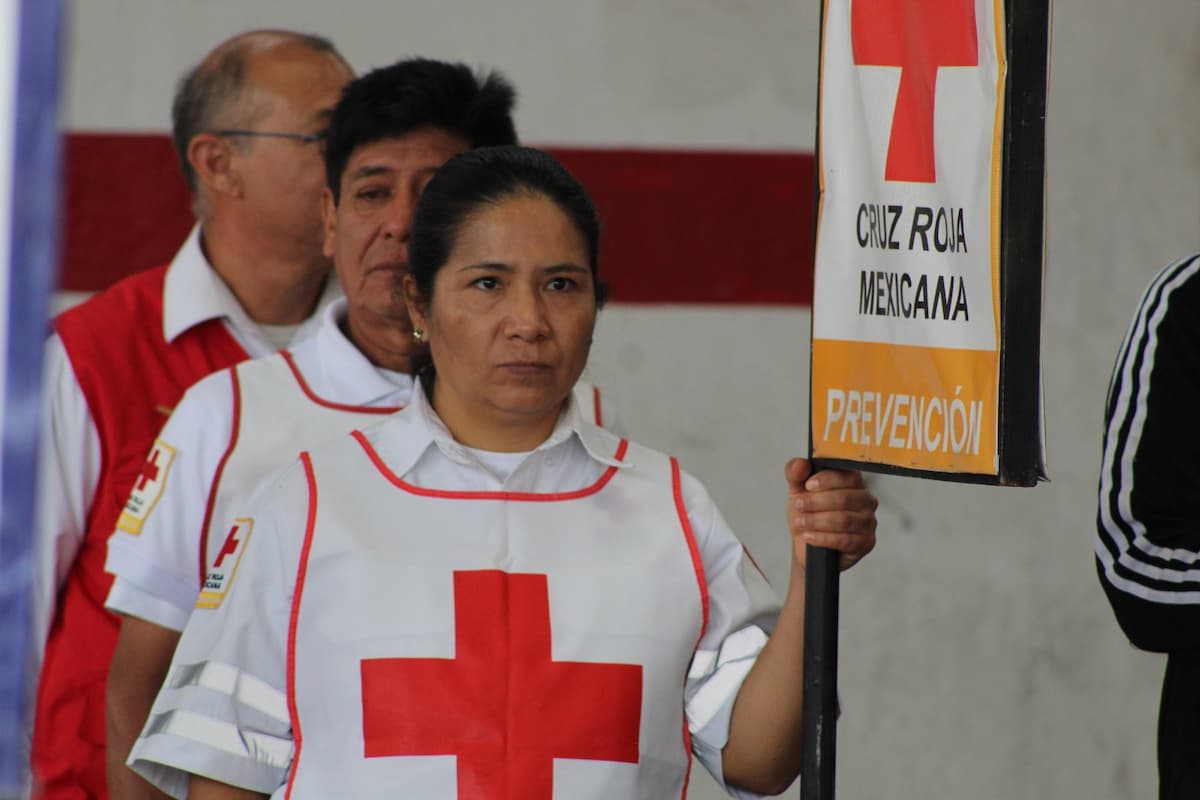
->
[402,274,428,335]
[320,187,337,259]
[188,133,241,200]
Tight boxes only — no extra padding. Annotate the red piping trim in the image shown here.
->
[671,456,707,798]
[350,429,629,501]
[284,452,319,799]
[741,545,770,584]
[671,457,710,637]
[280,349,401,414]
[681,715,694,798]
[592,385,604,427]
[196,368,241,587]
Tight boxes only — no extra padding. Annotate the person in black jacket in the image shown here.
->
[1096,253,1200,800]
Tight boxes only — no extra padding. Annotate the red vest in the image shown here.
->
[32,265,247,799]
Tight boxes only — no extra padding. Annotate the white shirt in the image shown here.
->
[104,298,412,631]
[129,381,779,800]
[32,225,339,681]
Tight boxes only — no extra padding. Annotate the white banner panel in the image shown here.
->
[814,0,1002,351]
[810,0,1047,481]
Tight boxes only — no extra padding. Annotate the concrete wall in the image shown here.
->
[63,1,1200,797]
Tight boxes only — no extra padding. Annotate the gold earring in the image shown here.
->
[412,328,425,343]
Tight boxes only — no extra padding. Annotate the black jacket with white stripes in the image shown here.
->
[1096,253,1200,652]
[1097,253,1200,798]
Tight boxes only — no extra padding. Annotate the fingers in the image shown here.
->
[801,467,867,492]
[794,530,876,564]
[793,486,878,517]
[792,528,876,572]
[792,504,877,534]
[785,458,813,492]
[786,463,878,571]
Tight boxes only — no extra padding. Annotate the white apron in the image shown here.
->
[285,432,709,799]
[197,351,399,605]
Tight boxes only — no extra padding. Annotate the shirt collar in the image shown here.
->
[311,297,413,406]
[380,378,631,479]
[161,225,341,354]
[554,387,631,468]
[161,225,233,343]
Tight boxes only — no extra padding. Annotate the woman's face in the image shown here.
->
[412,193,597,435]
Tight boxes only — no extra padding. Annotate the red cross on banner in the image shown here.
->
[361,570,644,799]
[851,0,979,183]
[135,449,161,491]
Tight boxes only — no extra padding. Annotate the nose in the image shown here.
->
[381,187,418,243]
[506,283,550,342]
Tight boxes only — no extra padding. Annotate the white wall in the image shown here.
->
[63,1,1200,797]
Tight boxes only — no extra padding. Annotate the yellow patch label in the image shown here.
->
[196,518,253,610]
[117,440,177,535]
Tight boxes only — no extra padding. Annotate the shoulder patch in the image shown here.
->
[117,439,177,535]
[196,518,253,610]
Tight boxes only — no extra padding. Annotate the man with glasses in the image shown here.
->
[30,30,352,799]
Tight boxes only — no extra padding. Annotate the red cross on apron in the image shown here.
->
[361,569,643,799]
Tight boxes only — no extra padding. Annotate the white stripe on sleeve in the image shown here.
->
[1097,255,1200,602]
[166,660,290,724]
[143,709,293,768]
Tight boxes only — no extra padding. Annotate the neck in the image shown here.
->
[429,382,562,453]
[342,311,420,373]
[200,217,330,325]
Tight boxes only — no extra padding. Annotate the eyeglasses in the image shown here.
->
[212,129,328,147]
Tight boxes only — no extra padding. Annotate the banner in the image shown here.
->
[0,1,62,794]
[809,0,1047,484]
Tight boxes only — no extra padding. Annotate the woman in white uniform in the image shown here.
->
[129,146,878,800]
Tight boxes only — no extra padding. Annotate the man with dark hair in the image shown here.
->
[107,57,597,798]
[30,30,352,799]
[316,58,517,376]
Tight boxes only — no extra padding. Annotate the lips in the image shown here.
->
[499,361,552,375]
[366,259,408,276]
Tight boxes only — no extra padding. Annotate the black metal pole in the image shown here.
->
[800,545,840,800]
[804,1,836,787]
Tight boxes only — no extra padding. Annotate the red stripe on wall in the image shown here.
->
[61,134,195,293]
[551,148,814,305]
[60,134,814,305]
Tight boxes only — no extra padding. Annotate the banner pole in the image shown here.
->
[800,545,840,800]
[803,1,837,795]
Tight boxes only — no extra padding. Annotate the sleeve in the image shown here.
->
[679,469,782,799]
[1096,254,1200,653]
[31,333,101,676]
[104,370,237,632]
[126,460,309,799]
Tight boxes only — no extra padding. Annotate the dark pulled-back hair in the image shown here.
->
[408,145,608,309]
[324,58,518,202]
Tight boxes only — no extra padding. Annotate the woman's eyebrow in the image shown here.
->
[542,263,588,275]
[457,261,512,273]
[455,262,588,275]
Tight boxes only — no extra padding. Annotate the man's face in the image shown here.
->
[321,128,471,335]
[232,44,353,258]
